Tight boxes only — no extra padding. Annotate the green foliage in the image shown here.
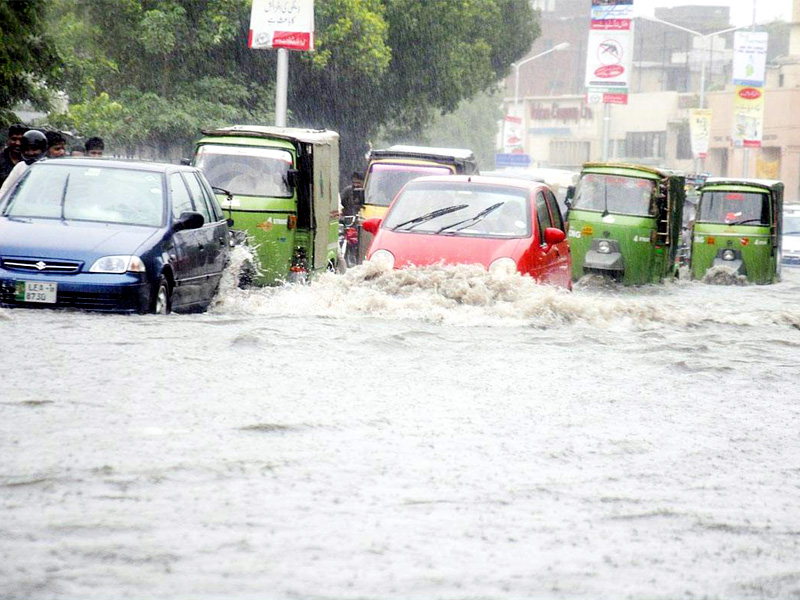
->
[416,89,504,171]
[44,0,538,170]
[0,0,62,126]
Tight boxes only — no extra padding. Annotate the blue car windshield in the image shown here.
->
[3,164,165,227]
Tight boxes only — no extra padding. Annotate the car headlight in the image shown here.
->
[489,257,517,275]
[369,249,395,271]
[721,249,736,261]
[89,255,146,274]
[597,240,612,254]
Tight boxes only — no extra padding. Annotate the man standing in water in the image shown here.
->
[0,123,29,187]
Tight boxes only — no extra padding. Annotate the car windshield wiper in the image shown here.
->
[391,204,469,231]
[436,202,505,234]
[729,218,763,226]
[60,173,70,220]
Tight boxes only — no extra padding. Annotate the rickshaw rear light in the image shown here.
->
[287,215,297,230]
[346,227,359,244]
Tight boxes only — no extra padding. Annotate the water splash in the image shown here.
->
[702,265,748,286]
[209,261,800,331]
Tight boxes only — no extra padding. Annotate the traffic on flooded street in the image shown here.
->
[2,260,800,599]
[4,0,800,598]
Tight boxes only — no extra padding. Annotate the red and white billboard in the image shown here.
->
[584,28,634,103]
[249,0,315,51]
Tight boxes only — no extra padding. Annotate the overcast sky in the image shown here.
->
[636,0,794,26]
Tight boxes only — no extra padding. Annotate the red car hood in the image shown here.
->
[369,229,526,268]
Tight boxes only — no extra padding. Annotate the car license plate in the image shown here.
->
[15,281,57,304]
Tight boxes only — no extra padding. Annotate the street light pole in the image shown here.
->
[512,42,570,116]
[641,17,752,172]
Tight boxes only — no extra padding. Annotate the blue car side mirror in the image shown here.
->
[174,211,205,232]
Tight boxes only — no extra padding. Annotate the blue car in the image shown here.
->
[0,158,231,313]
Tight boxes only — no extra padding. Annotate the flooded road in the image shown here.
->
[2,263,800,600]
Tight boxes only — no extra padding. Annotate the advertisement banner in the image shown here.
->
[732,86,765,148]
[249,0,315,51]
[591,0,634,25]
[585,27,634,102]
[732,31,768,87]
[502,115,524,154]
[689,108,712,159]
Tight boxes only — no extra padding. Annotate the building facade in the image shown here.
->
[508,1,800,202]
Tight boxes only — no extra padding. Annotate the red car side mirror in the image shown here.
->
[544,227,566,245]
[362,217,382,235]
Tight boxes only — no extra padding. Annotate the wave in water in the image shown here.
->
[210,260,800,331]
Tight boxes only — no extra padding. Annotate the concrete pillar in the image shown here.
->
[783,146,800,204]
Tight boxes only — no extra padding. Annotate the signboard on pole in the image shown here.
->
[689,108,712,159]
[585,27,634,104]
[732,86,765,148]
[502,115,524,154]
[496,153,532,168]
[249,0,315,51]
[591,0,633,28]
[732,31,768,87]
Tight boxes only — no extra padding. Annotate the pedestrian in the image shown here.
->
[84,136,104,157]
[70,145,85,157]
[45,131,68,158]
[0,130,47,197]
[340,171,364,217]
[0,123,29,187]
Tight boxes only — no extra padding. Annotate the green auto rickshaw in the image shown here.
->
[566,163,685,284]
[690,178,783,284]
[192,126,341,285]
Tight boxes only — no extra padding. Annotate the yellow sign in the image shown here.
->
[732,85,764,148]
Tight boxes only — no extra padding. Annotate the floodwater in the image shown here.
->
[2,257,800,600]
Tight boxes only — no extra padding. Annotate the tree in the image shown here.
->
[291,0,539,174]
[46,0,539,173]
[0,0,61,126]
[414,89,505,171]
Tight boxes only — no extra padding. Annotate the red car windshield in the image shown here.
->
[364,164,451,207]
[383,181,531,238]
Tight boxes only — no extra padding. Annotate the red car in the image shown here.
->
[362,175,571,288]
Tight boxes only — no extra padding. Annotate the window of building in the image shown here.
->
[625,131,666,159]
[549,140,591,168]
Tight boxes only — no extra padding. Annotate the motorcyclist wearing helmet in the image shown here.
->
[0,130,47,198]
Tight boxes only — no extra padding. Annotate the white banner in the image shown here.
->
[732,31,768,87]
[689,108,712,159]
[249,0,315,51]
[585,26,634,103]
[503,115,524,154]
